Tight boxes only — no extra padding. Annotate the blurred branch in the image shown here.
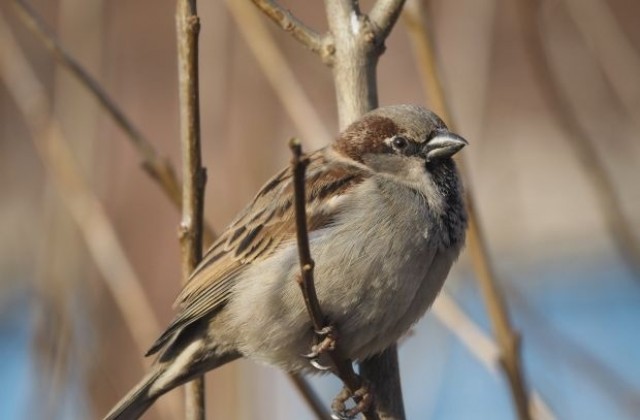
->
[561,0,640,128]
[0,15,180,420]
[403,2,532,419]
[11,0,216,245]
[515,0,640,278]
[290,139,378,419]
[176,0,206,418]
[287,374,332,419]
[433,293,555,419]
[249,0,324,56]
[226,0,331,148]
[33,201,76,418]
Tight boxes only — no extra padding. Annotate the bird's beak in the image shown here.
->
[423,132,468,161]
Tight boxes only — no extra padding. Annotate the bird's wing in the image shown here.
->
[146,149,369,356]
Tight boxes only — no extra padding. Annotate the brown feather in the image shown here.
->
[146,148,368,357]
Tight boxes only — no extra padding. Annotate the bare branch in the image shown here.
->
[321,1,406,418]
[231,4,359,414]
[369,0,407,41]
[11,0,217,245]
[289,139,379,420]
[515,0,640,279]
[323,0,379,127]
[403,2,532,419]
[250,0,324,55]
[176,0,206,418]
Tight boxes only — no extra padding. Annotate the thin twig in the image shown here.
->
[515,0,640,279]
[403,2,532,419]
[250,0,324,55]
[289,139,379,420]
[11,0,216,245]
[0,16,181,420]
[209,29,365,413]
[176,0,206,418]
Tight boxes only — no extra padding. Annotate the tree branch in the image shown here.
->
[403,2,532,419]
[324,0,380,128]
[321,1,406,418]
[289,139,379,420]
[11,0,217,245]
[176,0,206,419]
[250,0,324,55]
[369,0,407,41]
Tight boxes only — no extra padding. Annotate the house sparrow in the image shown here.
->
[105,104,468,419]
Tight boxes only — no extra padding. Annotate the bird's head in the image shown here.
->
[333,105,467,180]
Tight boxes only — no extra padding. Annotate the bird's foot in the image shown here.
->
[303,325,337,370]
[330,384,373,420]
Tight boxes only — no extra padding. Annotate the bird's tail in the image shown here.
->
[104,337,241,420]
[104,368,164,420]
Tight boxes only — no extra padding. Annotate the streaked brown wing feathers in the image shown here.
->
[146,149,367,356]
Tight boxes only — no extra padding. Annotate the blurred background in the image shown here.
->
[1,0,639,419]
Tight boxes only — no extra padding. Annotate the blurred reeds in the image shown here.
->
[1,0,638,419]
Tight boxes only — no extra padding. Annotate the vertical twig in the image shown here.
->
[252,0,408,417]
[176,0,206,419]
[403,2,532,419]
[289,139,379,420]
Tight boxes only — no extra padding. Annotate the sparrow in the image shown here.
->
[105,104,468,419]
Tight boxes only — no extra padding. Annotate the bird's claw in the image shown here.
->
[303,325,337,370]
[331,385,372,420]
[309,358,332,371]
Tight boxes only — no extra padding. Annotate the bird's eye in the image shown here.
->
[392,136,408,150]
